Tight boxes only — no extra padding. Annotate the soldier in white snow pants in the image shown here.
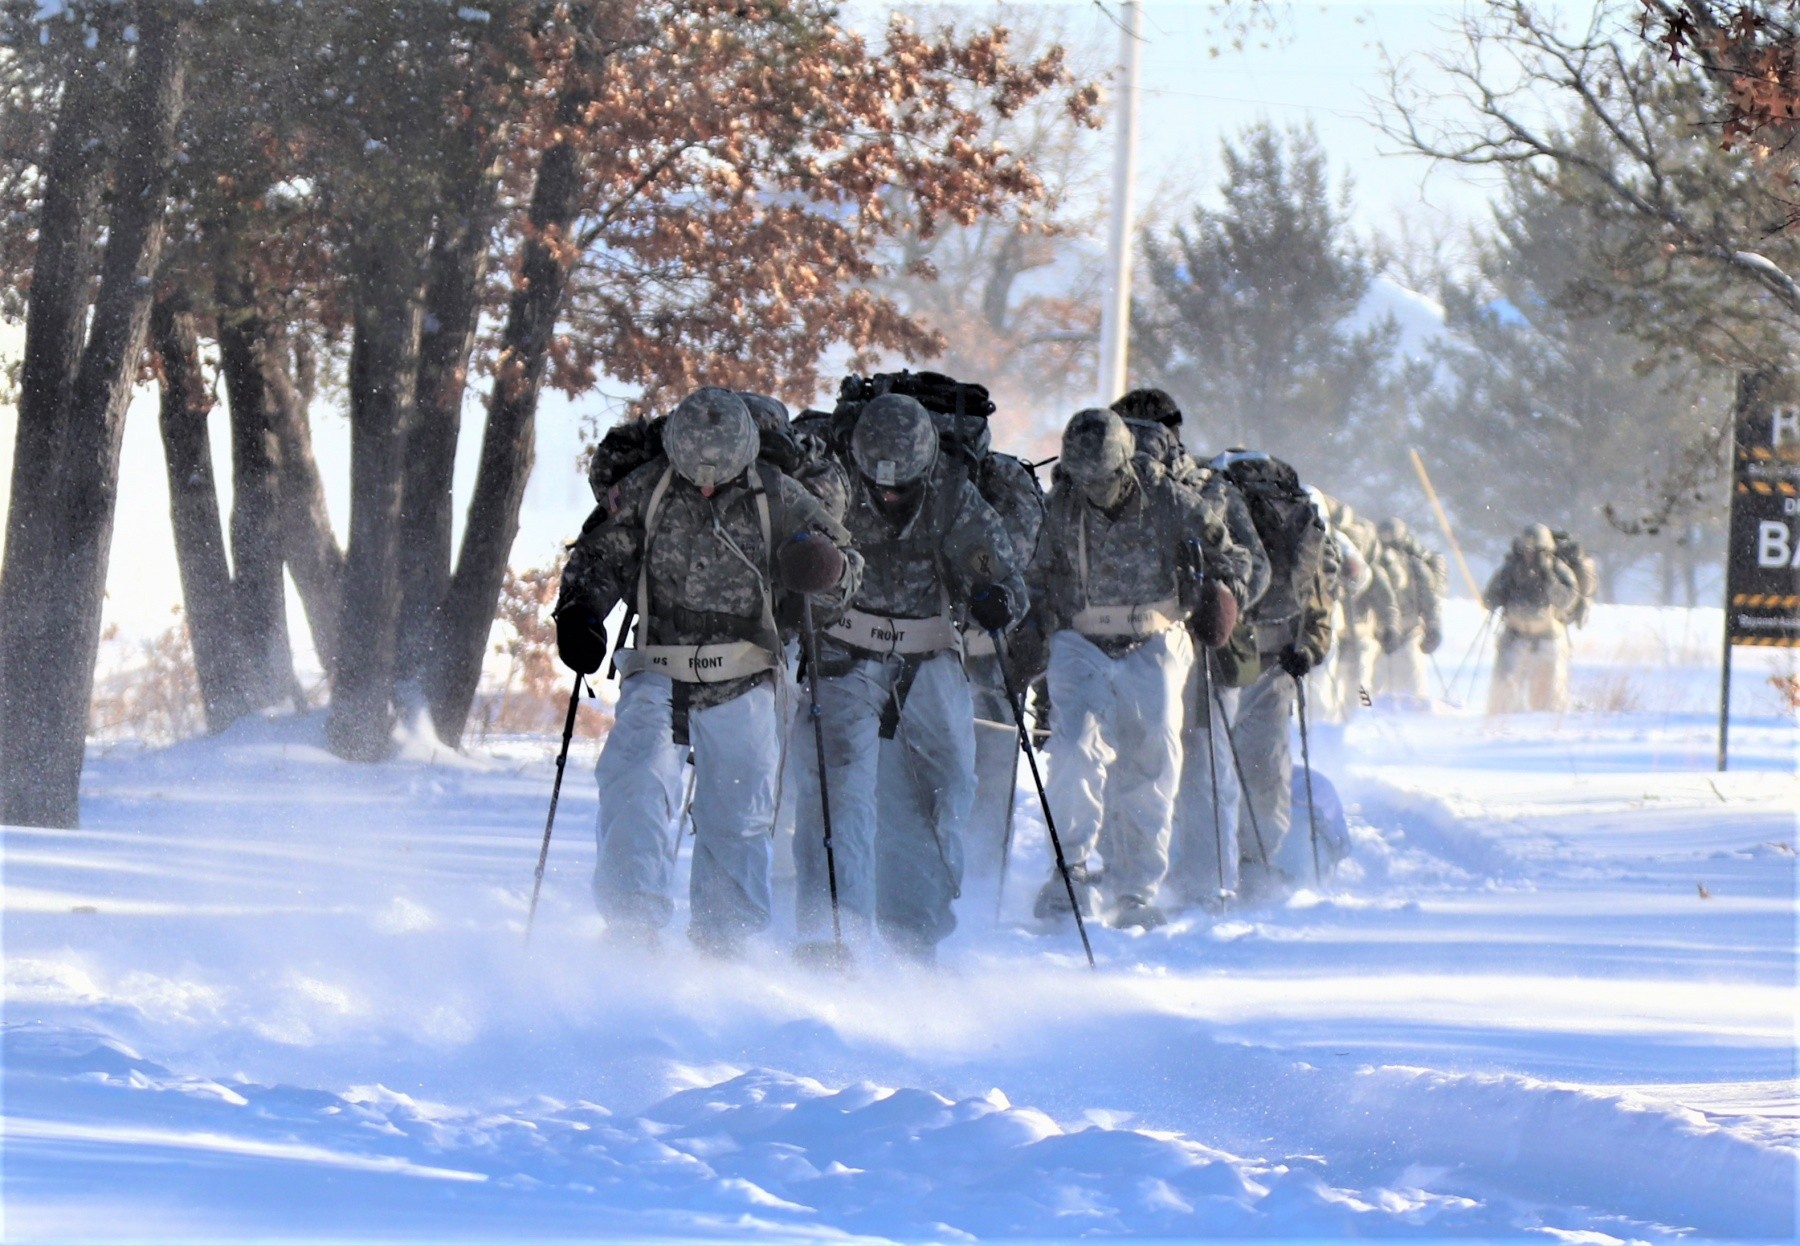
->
[1167,660,1243,904]
[594,672,781,944]
[1047,627,1195,908]
[790,650,975,954]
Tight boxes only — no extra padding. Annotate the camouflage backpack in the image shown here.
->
[1213,451,1328,625]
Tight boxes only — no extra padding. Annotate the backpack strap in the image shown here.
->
[634,465,677,649]
[634,462,779,653]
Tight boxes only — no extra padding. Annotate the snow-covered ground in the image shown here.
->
[4,604,1796,1242]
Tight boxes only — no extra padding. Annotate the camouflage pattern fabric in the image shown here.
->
[827,456,1025,649]
[1484,544,1580,638]
[1378,532,1448,643]
[973,452,1045,577]
[1026,457,1252,659]
[559,460,862,711]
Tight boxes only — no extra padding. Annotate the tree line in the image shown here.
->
[0,0,1093,827]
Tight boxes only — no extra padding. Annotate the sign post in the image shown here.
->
[1720,371,1800,769]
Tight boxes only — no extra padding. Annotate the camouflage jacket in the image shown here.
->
[1484,550,1579,635]
[1122,417,1206,489]
[1027,458,1252,656]
[974,451,1046,576]
[1340,517,1402,643]
[1380,535,1447,639]
[559,460,862,709]
[830,456,1025,648]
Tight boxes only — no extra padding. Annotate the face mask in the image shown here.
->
[1081,471,1128,510]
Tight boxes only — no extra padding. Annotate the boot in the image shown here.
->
[1033,861,1100,920]
[1109,894,1166,931]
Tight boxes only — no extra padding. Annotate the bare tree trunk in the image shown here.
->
[266,331,344,686]
[151,292,250,730]
[427,128,585,747]
[396,136,502,695]
[0,8,190,827]
[325,218,431,761]
[0,52,110,814]
[215,263,298,709]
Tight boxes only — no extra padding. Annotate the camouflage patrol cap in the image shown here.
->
[1060,408,1134,483]
[665,387,758,488]
[1377,517,1408,543]
[1521,523,1555,551]
[739,392,790,435]
[851,393,938,487]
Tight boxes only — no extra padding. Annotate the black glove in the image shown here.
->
[1421,622,1443,655]
[968,582,1013,632]
[777,531,847,593]
[1277,644,1314,679]
[555,601,608,675]
[1380,628,1407,655]
[1192,580,1240,649]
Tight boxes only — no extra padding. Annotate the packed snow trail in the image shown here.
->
[3,606,1796,1241]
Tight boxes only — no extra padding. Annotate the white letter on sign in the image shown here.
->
[1776,407,1800,448]
[1758,520,1793,568]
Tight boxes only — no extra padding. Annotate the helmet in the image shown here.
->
[1521,523,1555,552]
[851,393,938,487]
[1110,387,1182,428]
[739,392,790,435]
[664,387,757,489]
[1060,408,1134,483]
[1377,517,1408,544]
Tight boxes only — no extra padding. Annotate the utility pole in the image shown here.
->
[1097,0,1142,406]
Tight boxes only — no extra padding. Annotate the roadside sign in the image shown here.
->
[1720,373,1800,769]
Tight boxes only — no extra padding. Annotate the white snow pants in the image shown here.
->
[1168,654,1242,903]
[1374,635,1430,700]
[1235,661,1316,885]
[791,651,973,955]
[1489,626,1569,713]
[1335,620,1378,720]
[962,653,1020,890]
[1045,628,1192,903]
[593,672,778,945]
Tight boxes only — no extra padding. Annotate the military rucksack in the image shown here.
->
[1213,451,1328,625]
[587,416,666,505]
[1551,529,1599,625]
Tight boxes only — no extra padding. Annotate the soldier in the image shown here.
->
[1372,517,1447,703]
[940,407,1046,893]
[1326,503,1400,719]
[1109,390,1272,913]
[555,388,860,955]
[1019,408,1251,930]
[790,393,1025,963]
[1209,450,1335,895]
[1484,523,1580,713]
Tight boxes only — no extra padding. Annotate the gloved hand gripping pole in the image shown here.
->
[525,673,586,945]
[992,629,1095,969]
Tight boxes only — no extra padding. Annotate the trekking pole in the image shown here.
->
[799,595,848,962]
[991,629,1095,969]
[1294,675,1324,886]
[1208,679,1270,869]
[525,672,586,944]
[1450,609,1496,704]
[1198,650,1228,900]
[994,740,1018,924]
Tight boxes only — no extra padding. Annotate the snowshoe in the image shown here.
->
[792,938,856,974]
[1033,862,1100,921]
[1109,894,1167,931]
